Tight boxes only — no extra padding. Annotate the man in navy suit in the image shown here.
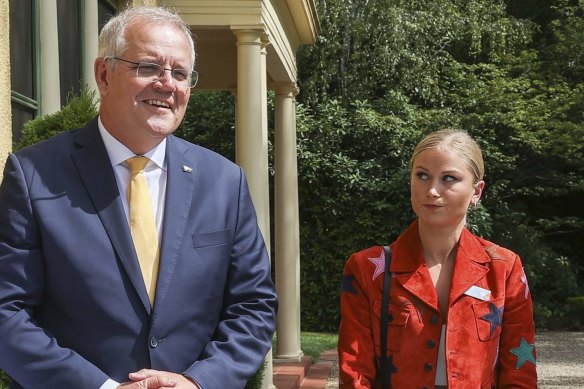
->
[0,6,277,389]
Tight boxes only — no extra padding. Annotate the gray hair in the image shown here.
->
[98,6,196,70]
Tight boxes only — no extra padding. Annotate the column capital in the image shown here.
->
[231,27,264,45]
[261,33,271,49]
[272,82,299,97]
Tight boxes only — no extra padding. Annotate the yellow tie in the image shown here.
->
[127,156,159,305]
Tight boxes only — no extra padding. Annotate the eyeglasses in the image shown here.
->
[106,57,199,88]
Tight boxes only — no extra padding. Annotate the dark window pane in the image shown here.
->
[57,0,81,104]
[98,0,117,32]
[11,104,35,145]
[10,0,34,98]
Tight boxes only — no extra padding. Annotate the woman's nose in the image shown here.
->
[427,185,440,198]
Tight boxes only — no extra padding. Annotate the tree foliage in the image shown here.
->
[293,0,584,331]
[174,0,584,332]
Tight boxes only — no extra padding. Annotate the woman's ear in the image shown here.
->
[471,180,485,206]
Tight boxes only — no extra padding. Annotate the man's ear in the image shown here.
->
[94,58,109,95]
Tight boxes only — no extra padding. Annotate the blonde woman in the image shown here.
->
[339,129,537,388]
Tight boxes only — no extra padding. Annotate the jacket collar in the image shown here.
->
[390,219,492,309]
[390,219,491,271]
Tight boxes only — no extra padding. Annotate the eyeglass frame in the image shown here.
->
[105,56,199,89]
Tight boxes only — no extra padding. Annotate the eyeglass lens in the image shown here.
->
[136,62,198,88]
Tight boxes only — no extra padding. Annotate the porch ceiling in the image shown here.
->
[162,0,319,90]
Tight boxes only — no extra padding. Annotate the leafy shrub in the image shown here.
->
[16,85,98,150]
[244,361,265,389]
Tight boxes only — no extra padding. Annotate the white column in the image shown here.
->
[273,83,303,362]
[82,0,98,94]
[259,34,270,244]
[39,0,61,114]
[233,28,270,247]
[232,28,275,389]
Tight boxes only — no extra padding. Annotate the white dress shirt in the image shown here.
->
[98,118,167,239]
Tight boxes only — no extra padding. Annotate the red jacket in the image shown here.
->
[338,221,537,388]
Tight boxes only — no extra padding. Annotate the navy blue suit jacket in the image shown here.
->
[0,118,278,388]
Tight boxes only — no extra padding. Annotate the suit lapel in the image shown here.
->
[152,136,197,315]
[71,120,151,313]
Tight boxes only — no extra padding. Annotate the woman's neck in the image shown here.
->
[418,220,464,266]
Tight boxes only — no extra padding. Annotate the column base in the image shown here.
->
[273,351,305,363]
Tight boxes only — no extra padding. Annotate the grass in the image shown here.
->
[273,331,338,363]
[301,331,338,362]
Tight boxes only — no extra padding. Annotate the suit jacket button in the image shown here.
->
[150,337,158,348]
[430,315,439,324]
[426,340,436,348]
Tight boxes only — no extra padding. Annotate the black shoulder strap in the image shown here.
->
[379,245,392,388]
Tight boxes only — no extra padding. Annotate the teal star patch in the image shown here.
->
[510,337,536,369]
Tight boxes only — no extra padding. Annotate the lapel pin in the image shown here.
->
[182,165,193,173]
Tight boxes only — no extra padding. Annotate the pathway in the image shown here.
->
[274,331,584,389]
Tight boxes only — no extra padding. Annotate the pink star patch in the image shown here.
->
[368,249,386,281]
[521,268,530,300]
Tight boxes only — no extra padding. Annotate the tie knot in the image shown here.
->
[127,156,149,175]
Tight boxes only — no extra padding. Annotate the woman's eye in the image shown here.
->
[416,172,428,180]
[443,175,457,182]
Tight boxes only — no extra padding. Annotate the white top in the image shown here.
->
[435,324,447,385]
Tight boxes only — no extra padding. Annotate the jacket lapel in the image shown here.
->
[396,268,440,311]
[392,222,440,311]
[151,136,197,315]
[448,228,491,304]
[71,120,151,313]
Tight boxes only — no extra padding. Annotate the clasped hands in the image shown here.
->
[118,369,200,389]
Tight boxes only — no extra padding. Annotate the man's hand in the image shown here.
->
[126,369,200,389]
[118,374,177,388]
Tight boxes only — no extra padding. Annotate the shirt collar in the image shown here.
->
[98,117,167,171]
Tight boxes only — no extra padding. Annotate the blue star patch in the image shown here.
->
[341,274,357,294]
[510,337,536,369]
[480,303,503,338]
[375,354,397,387]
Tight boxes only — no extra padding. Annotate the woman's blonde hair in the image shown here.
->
[411,129,485,183]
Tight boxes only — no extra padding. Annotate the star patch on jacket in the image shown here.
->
[510,337,536,369]
[375,354,398,384]
[341,274,358,294]
[481,303,504,338]
[368,249,386,281]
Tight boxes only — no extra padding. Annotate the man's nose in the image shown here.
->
[154,70,176,88]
